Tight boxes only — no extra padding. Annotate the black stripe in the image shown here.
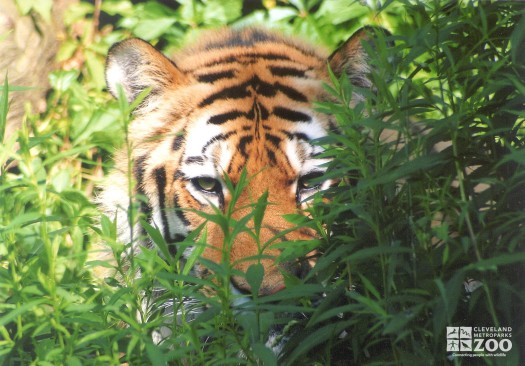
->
[169,234,185,255]
[134,155,147,187]
[328,118,337,132]
[154,167,171,242]
[202,53,291,67]
[171,171,191,227]
[199,82,251,107]
[265,133,281,147]
[185,156,205,164]
[258,103,269,120]
[281,130,310,141]
[275,82,308,102]
[208,110,245,125]
[238,136,253,157]
[197,70,236,83]
[172,134,185,151]
[246,100,268,121]
[173,171,186,181]
[201,131,237,153]
[269,66,306,78]
[273,107,312,122]
[241,52,291,61]
[246,105,255,120]
[199,75,306,109]
[251,76,307,102]
[204,30,280,49]
[252,76,277,98]
[294,132,310,141]
[266,148,277,164]
[173,193,191,227]
[253,75,307,102]
[134,156,152,240]
[171,234,186,243]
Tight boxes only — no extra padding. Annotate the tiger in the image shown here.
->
[94,26,381,347]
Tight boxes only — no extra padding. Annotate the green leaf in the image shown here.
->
[466,253,525,271]
[510,14,525,63]
[0,299,47,326]
[285,319,355,364]
[246,263,264,296]
[4,212,43,230]
[51,168,70,193]
[76,330,115,347]
[100,214,117,239]
[432,270,465,337]
[253,191,269,236]
[202,0,243,24]
[133,18,177,40]
[345,246,412,262]
[146,341,167,366]
[15,0,52,21]
[382,305,423,335]
[0,74,7,143]
[252,342,277,366]
[140,219,171,259]
[182,224,207,276]
[85,49,106,91]
[347,290,387,317]
[49,70,79,92]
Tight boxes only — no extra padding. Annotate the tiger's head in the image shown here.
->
[101,27,379,296]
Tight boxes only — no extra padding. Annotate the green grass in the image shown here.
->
[1,0,524,365]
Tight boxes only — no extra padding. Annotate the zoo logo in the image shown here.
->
[446,326,513,355]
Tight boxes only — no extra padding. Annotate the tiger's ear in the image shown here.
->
[328,26,391,89]
[105,38,185,104]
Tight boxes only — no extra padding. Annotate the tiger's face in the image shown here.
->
[101,27,375,296]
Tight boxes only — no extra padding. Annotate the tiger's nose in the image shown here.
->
[231,273,286,296]
[260,282,286,296]
[231,260,309,296]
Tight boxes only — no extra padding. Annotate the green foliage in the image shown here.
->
[0,0,524,365]
[15,0,53,22]
[305,1,525,364]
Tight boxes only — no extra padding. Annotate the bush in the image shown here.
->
[307,1,525,364]
[0,0,523,365]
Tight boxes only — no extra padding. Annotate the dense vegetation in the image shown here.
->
[1,0,524,365]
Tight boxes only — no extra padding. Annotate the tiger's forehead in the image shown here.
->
[175,28,328,72]
[136,28,334,185]
[175,30,332,182]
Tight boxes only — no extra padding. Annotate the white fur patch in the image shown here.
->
[105,61,125,97]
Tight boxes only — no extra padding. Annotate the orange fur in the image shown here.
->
[100,27,376,296]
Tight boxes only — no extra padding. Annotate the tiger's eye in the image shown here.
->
[298,173,323,191]
[195,177,218,192]
[300,179,314,189]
